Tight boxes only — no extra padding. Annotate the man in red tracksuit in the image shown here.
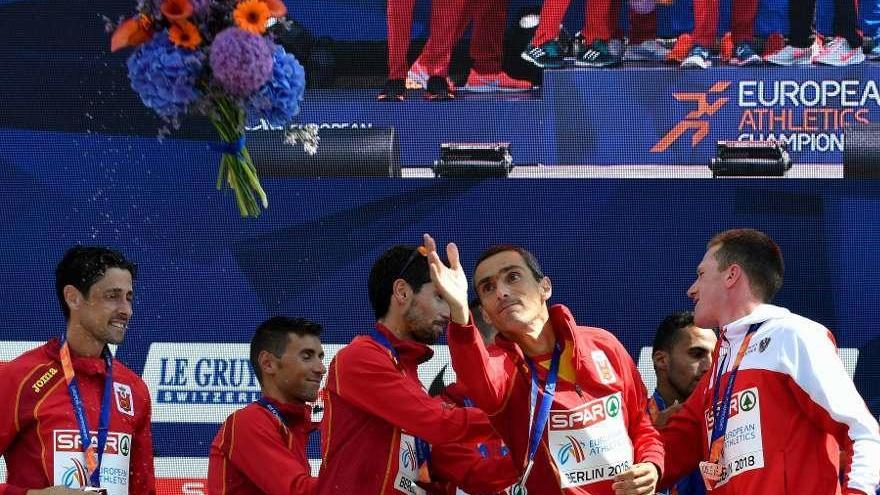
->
[407,0,533,93]
[0,246,155,495]
[678,0,761,67]
[522,0,624,68]
[424,236,664,494]
[660,229,880,494]
[208,316,327,495]
[380,0,467,101]
[317,244,517,495]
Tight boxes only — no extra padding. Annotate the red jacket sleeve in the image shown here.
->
[659,374,708,489]
[446,318,519,415]
[0,363,29,495]
[330,340,495,445]
[210,409,315,495]
[429,440,519,495]
[612,340,665,474]
[130,381,157,495]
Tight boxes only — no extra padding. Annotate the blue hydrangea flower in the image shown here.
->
[246,46,306,126]
[126,32,204,119]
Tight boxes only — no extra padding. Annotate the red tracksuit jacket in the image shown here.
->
[208,397,316,495]
[0,339,155,495]
[447,304,664,494]
[661,304,880,495]
[317,324,500,495]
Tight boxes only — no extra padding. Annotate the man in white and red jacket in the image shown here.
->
[424,235,664,495]
[661,228,880,495]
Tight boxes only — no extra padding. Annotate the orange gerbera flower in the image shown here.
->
[161,0,193,22]
[110,15,154,52]
[258,0,287,18]
[233,0,270,35]
[169,20,202,49]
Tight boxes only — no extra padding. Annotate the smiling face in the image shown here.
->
[269,333,326,403]
[70,267,134,346]
[687,245,729,329]
[473,250,551,337]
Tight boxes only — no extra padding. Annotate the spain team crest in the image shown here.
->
[113,382,134,416]
[590,350,617,385]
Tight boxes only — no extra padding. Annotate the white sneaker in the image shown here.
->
[764,45,814,66]
[681,45,712,69]
[812,37,865,66]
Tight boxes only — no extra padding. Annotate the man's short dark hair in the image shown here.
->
[652,311,696,353]
[473,244,545,290]
[708,229,784,302]
[55,246,137,321]
[250,316,322,385]
[368,246,431,319]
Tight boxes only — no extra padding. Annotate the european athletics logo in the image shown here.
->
[651,81,731,152]
[557,435,588,465]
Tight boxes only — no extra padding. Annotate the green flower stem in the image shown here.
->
[210,96,267,217]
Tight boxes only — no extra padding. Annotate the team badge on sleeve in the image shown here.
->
[113,382,134,416]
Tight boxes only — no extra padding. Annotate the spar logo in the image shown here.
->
[705,389,759,429]
[550,394,620,431]
[651,81,731,152]
[54,430,131,456]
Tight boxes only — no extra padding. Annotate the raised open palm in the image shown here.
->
[422,233,469,324]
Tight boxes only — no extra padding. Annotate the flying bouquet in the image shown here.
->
[110,0,310,217]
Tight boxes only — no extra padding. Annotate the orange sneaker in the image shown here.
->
[462,70,534,92]
[762,32,786,58]
[667,33,694,63]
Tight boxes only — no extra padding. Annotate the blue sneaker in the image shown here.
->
[730,42,763,66]
[681,45,712,69]
[521,40,565,69]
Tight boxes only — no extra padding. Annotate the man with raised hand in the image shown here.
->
[317,243,512,495]
[425,235,663,495]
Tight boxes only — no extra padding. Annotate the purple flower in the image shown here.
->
[126,32,204,119]
[210,28,273,97]
[247,46,306,126]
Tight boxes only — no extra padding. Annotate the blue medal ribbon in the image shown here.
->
[708,322,763,459]
[519,342,562,487]
[257,397,288,428]
[59,340,114,488]
[370,328,431,467]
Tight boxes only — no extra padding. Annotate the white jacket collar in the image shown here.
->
[723,303,790,338]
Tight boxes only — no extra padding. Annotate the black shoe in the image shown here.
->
[425,76,455,101]
[378,78,406,101]
[575,39,621,67]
